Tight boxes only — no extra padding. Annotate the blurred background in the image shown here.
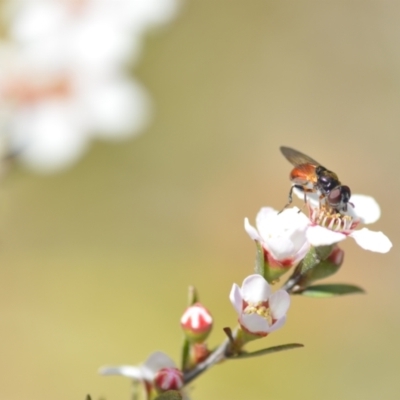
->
[0,1,399,399]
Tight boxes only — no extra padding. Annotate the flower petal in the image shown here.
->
[240,313,270,334]
[269,290,290,320]
[229,283,243,315]
[10,101,88,173]
[255,207,278,231]
[244,218,261,241]
[98,365,143,380]
[276,206,310,227]
[257,207,309,239]
[268,316,287,333]
[86,76,151,140]
[11,2,67,43]
[240,274,271,303]
[266,236,295,261]
[292,239,311,264]
[350,228,392,253]
[254,206,310,261]
[306,225,346,246]
[347,195,381,224]
[144,351,176,377]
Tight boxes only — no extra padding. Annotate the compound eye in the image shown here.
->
[341,185,351,202]
[327,187,342,206]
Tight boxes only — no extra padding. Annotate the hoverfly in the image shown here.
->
[280,146,351,213]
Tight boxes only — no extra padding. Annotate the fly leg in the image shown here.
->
[298,187,314,213]
[279,185,304,214]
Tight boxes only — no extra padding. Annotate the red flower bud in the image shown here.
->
[154,367,184,393]
[180,302,213,343]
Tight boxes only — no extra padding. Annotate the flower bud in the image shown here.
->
[192,343,210,363]
[154,368,184,393]
[180,302,213,343]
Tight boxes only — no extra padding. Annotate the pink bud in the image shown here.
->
[154,367,184,392]
[180,303,213,343]
[327,246,344,266]
[192,342,210,363]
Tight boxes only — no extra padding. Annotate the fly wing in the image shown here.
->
[280,146,322,167]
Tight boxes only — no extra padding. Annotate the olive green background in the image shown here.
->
[0,1,399,399]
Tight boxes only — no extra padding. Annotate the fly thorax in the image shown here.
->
[316,167,340,194]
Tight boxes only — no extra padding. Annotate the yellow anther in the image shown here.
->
[243,303,273,325]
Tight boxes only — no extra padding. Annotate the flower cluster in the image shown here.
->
[245,190,391,286]
[0,0,181,173]
[99,277,292,399]
[98,157,392,399]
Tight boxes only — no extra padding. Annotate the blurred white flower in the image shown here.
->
[230,274,290,337]
[10,0,181,70]
[0,46,151,172]
[0,0,181,173]
[99,351,176,383]
[100,351,189,399]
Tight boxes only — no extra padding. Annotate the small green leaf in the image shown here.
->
[230,343,304,359]
[300,284,365,298]
[154,390,182,400]
[187,286,198,306]
[85,396,92,400]
[254,241,265,276]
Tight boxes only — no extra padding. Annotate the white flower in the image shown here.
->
[100,351,190,399]
[245,207,311,267]
[99,351,176,383]
[0,48,151,172]
[229,274,290,337]
[301,191,392,253]
[90,0,182,37]
[0,0,181,173]
[10,0,141,72]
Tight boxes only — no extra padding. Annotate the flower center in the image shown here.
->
[243,302,273,325]
[2,77,71,105]
[309,204,359,233]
